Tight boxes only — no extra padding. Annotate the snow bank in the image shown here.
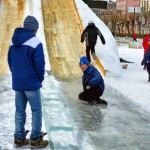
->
[24,0,51,71]
[106,45,150,114]
[75,0,121,77]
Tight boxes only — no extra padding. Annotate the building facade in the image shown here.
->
[116,0,141,11]
[141,0,150,11]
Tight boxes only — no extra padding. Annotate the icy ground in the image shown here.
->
[106,43,150,114]
[0,74,50,150]
[1,62,150,149]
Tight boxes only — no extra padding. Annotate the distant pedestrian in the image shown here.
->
[142,34,150,70]
[141,39,150,82]
[81,20,106,63]
[78,56,107,105]
[8,16,49,148]
[133,33,137,42]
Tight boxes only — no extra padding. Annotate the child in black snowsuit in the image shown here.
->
[141,39,150,82]
[81,21,106,62]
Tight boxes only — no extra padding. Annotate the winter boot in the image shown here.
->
[97,98,108,105]
[14,138,30,147]
[30,132,49,149]
[88,100,97,105]
[91,52,96,60]
[14,130,30,147]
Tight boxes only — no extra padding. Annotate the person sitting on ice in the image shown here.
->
[78,56,107,105]
[141,39,150,82]
[81,20,106,63]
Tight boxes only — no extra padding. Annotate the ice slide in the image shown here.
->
[0,0,121,77]
[0,0,25,73]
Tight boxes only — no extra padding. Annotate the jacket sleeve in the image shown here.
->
[33,43,45,83]
[142,37,146,51]
[81,28,87,43]
[88,68,103,88]
[82,76,86,90]
[7,47,12,72]
[97,28,106,45]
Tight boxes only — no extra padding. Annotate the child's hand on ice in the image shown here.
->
[86,85,91,90]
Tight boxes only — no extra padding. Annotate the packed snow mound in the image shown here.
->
[75,0,122,77]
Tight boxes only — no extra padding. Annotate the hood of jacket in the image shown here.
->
[12,28,35,47]
[87,23,96,29]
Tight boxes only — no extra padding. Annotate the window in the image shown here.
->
[142,1,143,7]
[144,0,146,10]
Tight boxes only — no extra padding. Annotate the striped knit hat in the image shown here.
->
[23,16,39,31]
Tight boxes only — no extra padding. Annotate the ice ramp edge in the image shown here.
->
[41,77,79,150]
[95,56,107,76]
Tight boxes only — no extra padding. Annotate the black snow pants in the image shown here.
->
[79,87,103,103]
[147,61,150,78]
[86,46,95,62]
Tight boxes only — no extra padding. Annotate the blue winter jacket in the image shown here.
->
[8,28,45,91]
[82,65,105,92]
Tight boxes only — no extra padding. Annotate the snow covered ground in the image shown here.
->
[106,43,150,114]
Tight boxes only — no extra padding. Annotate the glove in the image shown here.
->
[102,41,106,45]
[86,85,91,90]
[141,61,144,66]
[81,39,84,43]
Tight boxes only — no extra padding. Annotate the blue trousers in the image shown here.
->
[14,90,42,139]
[147,61,150,77]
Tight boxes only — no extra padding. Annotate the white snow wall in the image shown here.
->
[24,0,51,71]
[75,0,122,77]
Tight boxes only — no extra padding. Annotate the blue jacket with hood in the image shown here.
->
[82,65,105,92]
[8,28,45,91]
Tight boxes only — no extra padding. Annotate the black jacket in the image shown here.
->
[81,23,106,46]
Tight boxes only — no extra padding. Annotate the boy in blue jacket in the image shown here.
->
[8,16,48,148]
[78,57,107,105]
[141,39,150,82]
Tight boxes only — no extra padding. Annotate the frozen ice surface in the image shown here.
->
[0,74,50,150]
[42,75,79,149]
[58,79,150,150]
[1,72,150,149]
[106,44,150,114]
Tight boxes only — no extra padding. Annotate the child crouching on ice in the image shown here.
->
[78,56,107,105]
